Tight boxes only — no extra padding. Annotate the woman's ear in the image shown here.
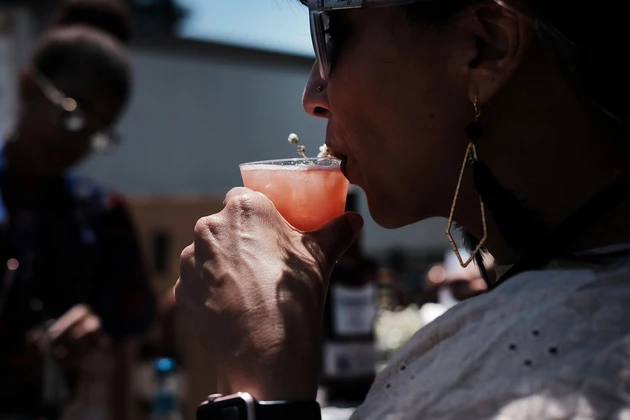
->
[458,2,534,104]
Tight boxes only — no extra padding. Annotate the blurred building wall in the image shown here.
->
[0,4,450,257]
[76,39,450,256]
[78,41,447,253]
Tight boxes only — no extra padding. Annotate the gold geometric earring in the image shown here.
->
[445,95,488,268]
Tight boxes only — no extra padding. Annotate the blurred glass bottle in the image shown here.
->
[320,188,377,405]
[151,358,182,420]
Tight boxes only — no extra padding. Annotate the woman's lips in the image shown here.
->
[334,156,348,178]
[326,145,345,160]
[327,148,348,176]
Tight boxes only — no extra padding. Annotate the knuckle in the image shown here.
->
[225,187,248,198]
[193,217,210,237]
[226,191,272,216]
[228,193,256,212]
[194,215,222,238]
[180,244,194,262]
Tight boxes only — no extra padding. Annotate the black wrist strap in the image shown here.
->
[197,395,322,420]
[257,400,321,420]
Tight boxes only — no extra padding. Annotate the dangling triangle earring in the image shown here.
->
[445,95,488,268]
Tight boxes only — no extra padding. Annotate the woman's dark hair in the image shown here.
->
[30,0,133,103]
[405,0,626,137]
[404,0,626,285]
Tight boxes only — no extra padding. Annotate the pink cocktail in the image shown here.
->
[239,158,349,231]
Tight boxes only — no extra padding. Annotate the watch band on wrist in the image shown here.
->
[197,393,322,420]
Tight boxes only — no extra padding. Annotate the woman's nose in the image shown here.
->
[302,62,330,119]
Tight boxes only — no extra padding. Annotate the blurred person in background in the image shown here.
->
[420,250,491,324]
[0,0,156,419]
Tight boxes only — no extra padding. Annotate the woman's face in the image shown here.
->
[303,8,477,229]
[18,69,125,177]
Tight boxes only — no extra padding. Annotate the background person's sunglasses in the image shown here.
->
[32,70,122,152]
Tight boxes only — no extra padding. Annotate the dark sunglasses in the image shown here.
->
[307,0,574,81]
[32,70,122,153]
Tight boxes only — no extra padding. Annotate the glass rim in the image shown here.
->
[239,157,342,168]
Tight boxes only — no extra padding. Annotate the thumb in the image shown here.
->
[307,212,364,268]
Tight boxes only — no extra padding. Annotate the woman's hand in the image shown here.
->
[175,187,363,401]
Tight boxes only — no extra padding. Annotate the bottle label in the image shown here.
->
[323,341,376,379]
[331,284,377,335]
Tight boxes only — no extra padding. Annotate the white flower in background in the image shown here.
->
[375,305,426,361]
[287,133,307,158]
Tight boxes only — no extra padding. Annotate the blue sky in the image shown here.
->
[175,0,315,57]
